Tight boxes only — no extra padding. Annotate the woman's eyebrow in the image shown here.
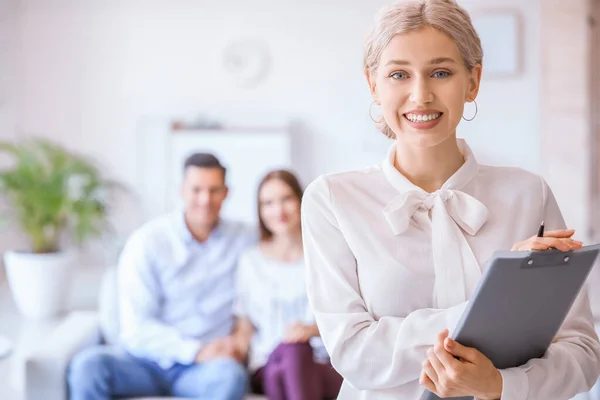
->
[384,57,457,66]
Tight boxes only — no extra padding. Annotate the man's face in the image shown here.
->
[181,166,228,227]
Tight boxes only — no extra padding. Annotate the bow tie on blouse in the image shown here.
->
[381,140,489,309]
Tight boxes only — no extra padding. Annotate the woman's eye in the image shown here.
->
[433,70,451,78]
[390,72,408,80]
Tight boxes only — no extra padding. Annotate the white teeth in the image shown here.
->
[405,113,441,122]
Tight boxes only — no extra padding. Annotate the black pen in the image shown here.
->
[537,221,545,238]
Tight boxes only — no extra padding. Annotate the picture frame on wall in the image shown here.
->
[471,9,522,78]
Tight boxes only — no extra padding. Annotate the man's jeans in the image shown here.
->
[67,346,248,400]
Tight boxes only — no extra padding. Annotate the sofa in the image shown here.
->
[23,266,266,400]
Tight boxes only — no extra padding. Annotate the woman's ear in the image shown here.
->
[466,64,482,102]
[365,68,380,104]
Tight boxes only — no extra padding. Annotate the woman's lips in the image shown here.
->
[403,112,443,130]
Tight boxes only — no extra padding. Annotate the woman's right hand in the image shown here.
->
[511,229,583,252]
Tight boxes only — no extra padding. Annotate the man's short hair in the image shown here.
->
[183,153,227,181]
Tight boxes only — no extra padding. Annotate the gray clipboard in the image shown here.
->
[421,244,600,400]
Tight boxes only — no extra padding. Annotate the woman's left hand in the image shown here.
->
[284,323,316,343]
[420,330,503,400]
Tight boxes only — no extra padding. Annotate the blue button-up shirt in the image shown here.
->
[117,212,256,368]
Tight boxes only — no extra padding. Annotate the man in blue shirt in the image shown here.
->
[68,153,256,400]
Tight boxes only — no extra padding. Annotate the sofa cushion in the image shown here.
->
[98,266,120,344]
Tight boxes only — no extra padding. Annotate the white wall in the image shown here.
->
[0,0,17,140]
[0,0,18,139]
[7,0,542,264]
[462,0,541,173]
[0,0,21,280]
[15,0,541,177]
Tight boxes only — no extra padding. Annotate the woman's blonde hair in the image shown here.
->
[364,0,483,138]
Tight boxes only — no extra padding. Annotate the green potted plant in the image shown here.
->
[0,139,117,319]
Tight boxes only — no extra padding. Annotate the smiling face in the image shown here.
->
[367,26,482,148]
[259,178,302,238]
[181,166,228,228]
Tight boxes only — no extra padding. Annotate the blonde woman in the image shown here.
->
[300,0,600,399]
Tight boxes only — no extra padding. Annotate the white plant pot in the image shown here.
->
[4,250,74,319]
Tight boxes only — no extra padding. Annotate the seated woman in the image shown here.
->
[233,169,342,400]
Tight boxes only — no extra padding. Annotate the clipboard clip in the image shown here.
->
[522,250,572,269]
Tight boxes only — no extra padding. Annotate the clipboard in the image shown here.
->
[421,244,600,400]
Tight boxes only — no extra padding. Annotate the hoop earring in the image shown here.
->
[462,100,478,122]
[369,101,383,123]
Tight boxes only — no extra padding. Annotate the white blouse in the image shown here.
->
[300,139,600,400]
[234,247,328,372]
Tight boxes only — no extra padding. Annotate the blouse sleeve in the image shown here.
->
[498,178,600,399]
[301,176,468,390]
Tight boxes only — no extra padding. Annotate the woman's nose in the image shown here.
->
[272,206,284,217]
[409,77,433,105]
